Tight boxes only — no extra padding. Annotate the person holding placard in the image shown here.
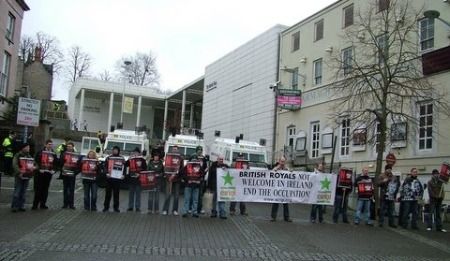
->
[162,146,182,216]
[126,148,147,212]
[81,150,100,211]
[310,162,325,223]
[208,155,229,219]
[181,160,205,218]
[377,168,399,228]
[60,142,80,209]
[332,168,353,224]
[399,168,424,230]
[103,146,125,213]
[11,143,36,212]
[147,153,164,214]
[32,139,57,210]
[354,167,374,226]
[271,157,292,222]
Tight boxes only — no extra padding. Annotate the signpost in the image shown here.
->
[277,89,302,110]
[17,97,41,142]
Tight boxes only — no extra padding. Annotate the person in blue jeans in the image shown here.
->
[127,148,147,212]
[354,167,374,226]
[60,143,80,210]
[207,156,229,219]
[182,161,205,218]
[11,143,36,212]
[81,150,100,211]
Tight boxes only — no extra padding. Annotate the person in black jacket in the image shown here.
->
[207,156,229,219]
[354,167,374,226]
[60,142,80,209]
[32,139,57,210]
[147,153,164,214]
[181,160,205,218]
[126,148,147,212]
[103,146,125,213]
[81,150,100,211]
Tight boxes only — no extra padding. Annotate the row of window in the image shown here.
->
[286,103,434,159]
[291,3,434,53]
[1,12,16,97]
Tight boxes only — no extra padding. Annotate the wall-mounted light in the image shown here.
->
[300,57,307,63]
[325,46,333,53]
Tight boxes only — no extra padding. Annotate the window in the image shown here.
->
[343,4,354,28]
[342,47,353,75]
[310,122,320,158]
[292,31,300,52]
[376,34,388,65]
[1,52,11,97]
[418,103,433,150]
[292,67,299,90]
[6,13,16,41]
[287,126,296,147]
[419,18,434,52]
[313,59,322,85]
[314,19,324,41]
[340,119,350,156]
[378,0,390,12]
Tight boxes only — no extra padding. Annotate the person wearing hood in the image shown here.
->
[426,169,446,232]
[11,143,36,212]
[103,146,125,213]
[399,168,424,229]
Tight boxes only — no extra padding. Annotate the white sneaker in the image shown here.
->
[200,209,206,214]
[188,210,192,214]
[173,210,179,216]
[426,228,432,231]
[440,229,447,233]
[162,211,167,215]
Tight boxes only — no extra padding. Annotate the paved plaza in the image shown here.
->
[0,175,449,261]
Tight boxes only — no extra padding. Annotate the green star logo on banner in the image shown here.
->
[320,177,331,190]
[222,172,234,186]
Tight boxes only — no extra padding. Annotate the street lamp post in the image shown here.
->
[120,60,132,126]
[423,10,450,28]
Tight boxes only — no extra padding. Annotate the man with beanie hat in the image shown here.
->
[426,169,447,232]
[11,143,36,212]
[103,146,125,212]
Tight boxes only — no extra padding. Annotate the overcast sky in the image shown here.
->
[22,0,336,101]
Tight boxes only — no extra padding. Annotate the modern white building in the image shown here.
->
[202,25,287,163]
[68,78,167,141]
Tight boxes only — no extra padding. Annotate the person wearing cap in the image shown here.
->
[399,168,423,229]
[32,139,57,210]
[147,153,164,214]
[103,146,125,212]
[60,142,80,209]
[126,147,147,212]
[271,157,292,222]
[426,169,447,232]
[2,131,17,178]
[11,143,36,212]
[378,168,400,228]
[207,155,229,219]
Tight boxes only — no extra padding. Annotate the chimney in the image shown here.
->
[34,47,42,62]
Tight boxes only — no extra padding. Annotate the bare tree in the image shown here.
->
[99,70,112,81]
[329,1,449,211]
[66,45,92,83]
[19,32,64,74]
[116,51,160,87]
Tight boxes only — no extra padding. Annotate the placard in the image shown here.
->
[81,158,98,180]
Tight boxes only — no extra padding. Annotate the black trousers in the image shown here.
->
[104,178,120,210]
[33,172,53,207]
[271,203,290,219]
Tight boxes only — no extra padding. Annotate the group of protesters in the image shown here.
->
[2,133,447,233]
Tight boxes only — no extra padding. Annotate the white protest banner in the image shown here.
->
[217,169,337,205]
[17,97,41,127]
